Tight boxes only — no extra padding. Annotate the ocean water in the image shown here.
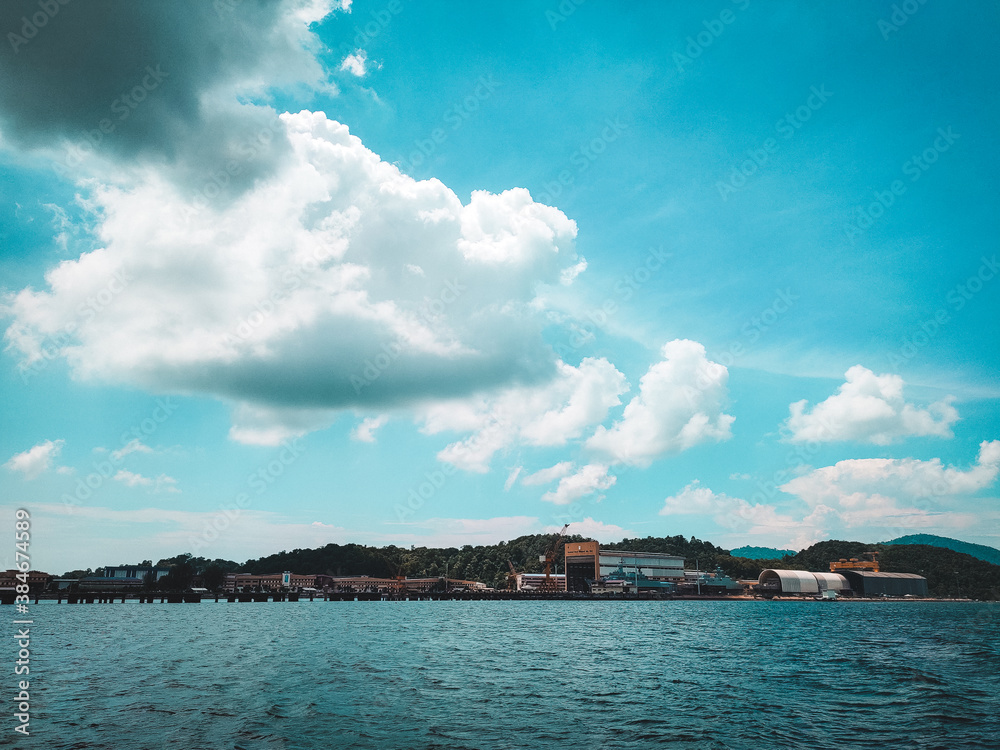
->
[6,600,999,750]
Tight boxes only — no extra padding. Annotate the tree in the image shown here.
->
[201,564,226,592]
[158,559,195,591]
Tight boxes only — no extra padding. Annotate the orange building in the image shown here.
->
[563,542,685,592]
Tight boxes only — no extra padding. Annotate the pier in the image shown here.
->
[2,590,749,605]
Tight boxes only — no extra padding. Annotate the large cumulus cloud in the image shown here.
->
[4,111,583,439]
[0,0,340,191]
[586,339,734,466]
[784,365,959,445]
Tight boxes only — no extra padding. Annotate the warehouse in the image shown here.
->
[758,569,851,597]
[514,573,566,591]
[840,570,928,598]
[564,541,684,592]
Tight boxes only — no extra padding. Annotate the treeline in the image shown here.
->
[716,540,1000,600]
[240,534,592,589]
[80,535,1000,599]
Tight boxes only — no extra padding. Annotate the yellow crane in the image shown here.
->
[830,551,880,572]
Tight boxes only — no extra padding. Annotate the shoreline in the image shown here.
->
[12,593,986,604]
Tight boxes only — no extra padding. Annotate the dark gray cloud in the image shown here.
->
[0,0,333,191]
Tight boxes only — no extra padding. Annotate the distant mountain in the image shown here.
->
[884,534,1000,566]
[729,546,796,560]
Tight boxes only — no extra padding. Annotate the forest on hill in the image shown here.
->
[86,533,1000,599]
[734,540,1000,600]
[883,534,1000,566]
[729,546,797,560]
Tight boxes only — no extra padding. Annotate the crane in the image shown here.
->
[507,560,519,591]
[539,524,570,592]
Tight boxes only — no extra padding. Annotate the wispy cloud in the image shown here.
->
[113,470,180,494]
[4,439,64,479]
[351,415,388,443]
[340,50,369,77]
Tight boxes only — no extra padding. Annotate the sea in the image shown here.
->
[5,600,999,750]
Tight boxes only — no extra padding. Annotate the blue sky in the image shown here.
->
[1,0,998,574]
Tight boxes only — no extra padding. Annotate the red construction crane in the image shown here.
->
[507,560,519,591]
[539,524,570,592]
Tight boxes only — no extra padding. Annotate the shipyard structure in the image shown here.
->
[2,548,933,602]
[756,552,928,599]
[560,542,741,595]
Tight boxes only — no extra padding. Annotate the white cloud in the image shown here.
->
[541,463,615,505]
[25,502,353,573]
[559,259,587,285]
[781,440,1000,504]
[545,517,632,542]
[503,466,522,491]
[660,480,808,535]
[25,502,631,574]
[389,516,542,548]
[113,470,180,493]
[110,439,154,461]
[340,50,369,77]
[785,365,959,444]
[4,439,64,479]
[228,404,335,447]
[351,414,388,442]
[660,443,1000,549]
[587,339,734,467]
[426,357,627,472]
[0,1,341,188]
[766,440,1000,542]
[521,461,574,486]
[113,470,150,487]
[4,112,584,444]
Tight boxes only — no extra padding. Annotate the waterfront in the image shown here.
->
[7,600,998,749]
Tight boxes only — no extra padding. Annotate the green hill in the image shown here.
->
[883,534,1000,566]
[240,534,592,589]
[728,545,796,560]
[83,533,1000,599]
[727,539,1000,600]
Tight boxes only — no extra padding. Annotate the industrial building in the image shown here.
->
[758,570,851,597]
[75,565,170,591]
[325,576,487,594]
[225,572,334,592]
[104,565,171,582]
[840,570,928,598]
[829,550,929,597]
[514,573,566,591]
[0,569,52,594]
[758,568,929,598]
[564,541,685,592]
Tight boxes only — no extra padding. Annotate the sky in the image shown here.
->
[1,0,998,575]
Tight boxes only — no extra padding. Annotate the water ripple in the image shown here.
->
[14,600,1000,750]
